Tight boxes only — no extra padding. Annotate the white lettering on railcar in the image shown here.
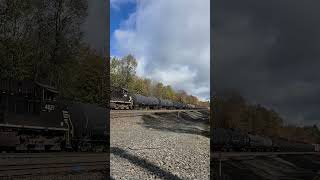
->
[44,104,55,111]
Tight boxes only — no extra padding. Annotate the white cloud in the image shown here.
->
[113,0,210,100]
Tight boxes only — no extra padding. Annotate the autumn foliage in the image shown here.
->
[212,91,320,144]
[111,55,209,107]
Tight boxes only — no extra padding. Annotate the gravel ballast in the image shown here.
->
[110,111,210,180]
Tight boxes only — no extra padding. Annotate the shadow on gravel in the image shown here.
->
[110,147,182,180]
[140,111,210,138]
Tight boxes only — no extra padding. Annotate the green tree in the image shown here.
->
[175,90,188,103]
[110,56,122,87]
[129,76,151,96]
[162,85,175,100]
[65,47,107,104]
[0,0,88,87]
[120,54,137,89]
[110,54,137,89]
[152,82,164,98]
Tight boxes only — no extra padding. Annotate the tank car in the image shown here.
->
[212,128,232,151]
[131,94,159,109]
[186,104,196,109]
[158,98,173,109]
[67,102,107,152]
[212,128,318,152]
[173,101,183,109]
[313,144,320,152]
[247,133,272,151]
[181,103,187,109]
[295,142,314,152]
[229,129,250,151]
[110,86,198,110]
[272,138,314,152]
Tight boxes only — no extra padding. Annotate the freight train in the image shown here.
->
[212,128,320,152]
[110,86,200,110]
[0,80,107,152]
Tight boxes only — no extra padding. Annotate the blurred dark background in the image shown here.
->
[212,0,320,144]
[0,0,108,105]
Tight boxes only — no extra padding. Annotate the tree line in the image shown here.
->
[0,0,209,107]
[0,0,108,105]
[212,91,320,144]
[111,55,209,106]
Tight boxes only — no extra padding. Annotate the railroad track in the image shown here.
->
[0,152,108,159]
[111,109,207,113]
[0,153,108,178]
[212,151,320,159]
[110,109,208,118]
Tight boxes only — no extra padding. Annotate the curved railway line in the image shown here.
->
[111,109,208,113]
[110,109,209,118]
[212,151,320,159]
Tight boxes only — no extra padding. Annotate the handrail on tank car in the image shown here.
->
[62,110,73,148]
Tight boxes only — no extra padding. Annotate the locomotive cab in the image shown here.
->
[0,80,68,152]
[110,86,133,110]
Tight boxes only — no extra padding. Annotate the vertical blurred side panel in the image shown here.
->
[210,0,214,179]
[106,0,111,178]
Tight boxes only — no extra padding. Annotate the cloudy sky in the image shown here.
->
[111,0,210,101]
[213,0,320,126]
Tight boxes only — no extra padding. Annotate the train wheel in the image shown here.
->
[80,145,88,152]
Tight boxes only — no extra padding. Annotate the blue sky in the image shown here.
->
[110,0,210,101]
[110,2,136,56]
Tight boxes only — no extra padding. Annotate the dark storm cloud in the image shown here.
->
[213,0,320,125]
[82,0,108,56]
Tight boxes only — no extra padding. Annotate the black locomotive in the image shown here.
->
[110,86,198,110]
[0,80,107,152]
[212,128,320,152]
[110,86,133,110]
